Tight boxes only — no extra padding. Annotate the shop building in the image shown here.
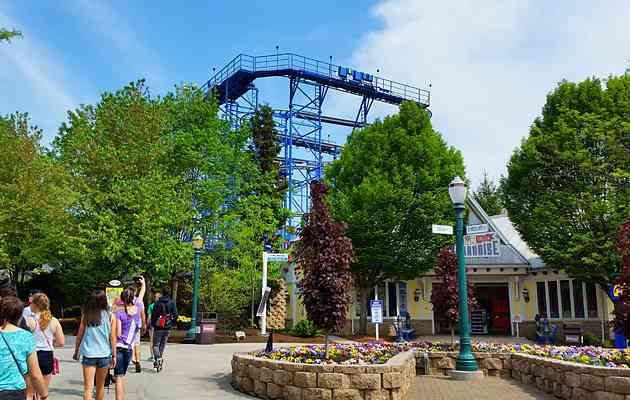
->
[285,197,613,340]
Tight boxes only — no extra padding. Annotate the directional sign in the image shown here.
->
[266,253,289,262]
[466,224,489,234]
[432,224,453,235]
[370,300,383,324]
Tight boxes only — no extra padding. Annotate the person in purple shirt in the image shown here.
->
[114,288,141,400]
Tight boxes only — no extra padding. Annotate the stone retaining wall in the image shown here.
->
[231,351,416,400]
[416,351,630,400]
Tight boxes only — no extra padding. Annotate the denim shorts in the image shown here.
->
[81,356,111,369]
[114,348,133,377]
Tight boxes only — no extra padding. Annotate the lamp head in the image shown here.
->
[192,234,204,251]
[448,176,467,205]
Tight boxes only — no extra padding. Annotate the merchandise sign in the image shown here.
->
[466,224,489,234]
[464,232,500,258]
[370,300,383,324]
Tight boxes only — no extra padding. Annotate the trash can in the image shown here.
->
[196,322,216,345]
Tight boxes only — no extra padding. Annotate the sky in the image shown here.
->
[1,1,629,187]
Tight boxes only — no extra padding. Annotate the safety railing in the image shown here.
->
[206,53,430,106]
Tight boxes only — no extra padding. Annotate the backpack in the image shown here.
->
[156,301,173,330]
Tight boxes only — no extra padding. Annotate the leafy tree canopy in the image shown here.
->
[472,170,503,216]
[503,76,630,286]
[0,113,76,291]
[0,28,21,43]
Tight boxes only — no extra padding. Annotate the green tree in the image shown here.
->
[0,113,76,293]
[0,28,21,43]
[472,170,503,215]
[503,76,630,287]
[327,101,465,334]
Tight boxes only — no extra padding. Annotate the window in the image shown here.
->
[356,282,407,319]
[560,280,571,318]
[548,281,560,318]
[537,282,547,318]
[586,283,598,318]
[536,279,598,319]
[572,280,585,318]
[388,282,398,317]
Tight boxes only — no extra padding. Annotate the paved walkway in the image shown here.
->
[412,376,554,400]
[414,335,533,344]
[50,339,260,399]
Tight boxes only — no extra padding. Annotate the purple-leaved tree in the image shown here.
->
[294,180,355,350]
[430,247,477,344]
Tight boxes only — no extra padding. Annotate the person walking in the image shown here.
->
[113,289,141,400]
[0,296,48,400]
[25,293,64,400]
[146,291,160,361]
[150,285,177,372]
[73,290,117,400]
[131,277,146,374]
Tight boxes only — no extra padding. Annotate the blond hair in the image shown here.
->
[32,293,52,330]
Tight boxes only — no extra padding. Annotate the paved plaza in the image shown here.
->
[49,337,551,399]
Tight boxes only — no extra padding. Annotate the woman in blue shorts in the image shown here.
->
[73,290,117,400]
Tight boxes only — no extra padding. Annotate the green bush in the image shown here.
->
[582,332,602,347]
[291,320,320,338]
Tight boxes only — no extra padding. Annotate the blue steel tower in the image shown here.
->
[204,53,430,237]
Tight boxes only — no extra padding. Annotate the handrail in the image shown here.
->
[205,53,430,106]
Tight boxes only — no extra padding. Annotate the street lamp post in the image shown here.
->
[185,233,204,343]
[448,176,479,374]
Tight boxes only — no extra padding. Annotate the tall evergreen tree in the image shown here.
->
[472,170,503,215]
[250,105,289,227]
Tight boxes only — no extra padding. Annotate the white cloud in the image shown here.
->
[347,0,630,186]
[72,0,167,90]
[0,10,78,142]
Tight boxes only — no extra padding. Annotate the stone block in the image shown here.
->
[544,378,554,394]
[382,372,402,389]
[303,388,332,400]
[255,380,267,397]
[267,382,283,399]
[532,364,544,377]
[242,377,255,393]
[582,374,605,391]
[544,367,557,381]
[436,357,455,370]
[573,388,592,400]
[500,369,511,379]
[512,369,521,380]
[390,388,403,400]
[351,373,381,390]
[364,389,388,400]
[273,369,293,386]
[607,377,630,394]
[249,365,261,381]
[260,367,274,383]
[334,365,366,374]
[286,386,303,400]
[332,389,363,400]
[483,358,503,370]
[318,373,350,389]
[593,391,624,400]
[559,384,572,400]
[294,372,318,388]
[521,374,533,385]
[536,376,545,391]
[503,358,512,370]
[566,372,581,387]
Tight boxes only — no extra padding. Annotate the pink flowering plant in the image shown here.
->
[412,341,630,368]
[255,343,406,365]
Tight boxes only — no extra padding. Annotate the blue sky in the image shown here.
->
[2,1,629,186]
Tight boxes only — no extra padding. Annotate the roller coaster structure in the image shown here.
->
[204,53,430,236]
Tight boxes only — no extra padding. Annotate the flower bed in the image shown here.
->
[411,341,630,368]
[254,342,407,365]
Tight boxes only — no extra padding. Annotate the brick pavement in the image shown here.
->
[411,376,556,400]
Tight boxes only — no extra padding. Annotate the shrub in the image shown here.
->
[582,332,602,347]
[291,320,320,338]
